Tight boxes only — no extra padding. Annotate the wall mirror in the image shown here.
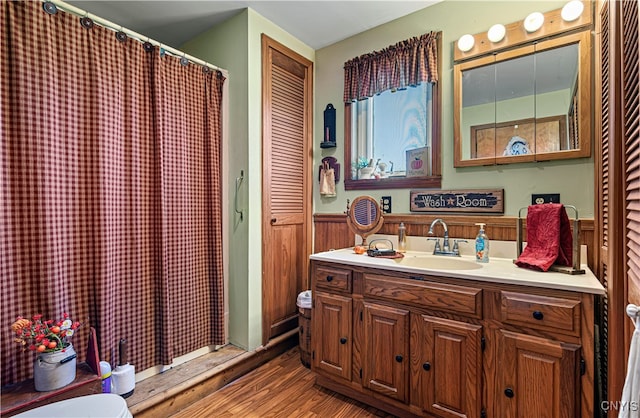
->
[454,29,591,167]
[346,196,384,245]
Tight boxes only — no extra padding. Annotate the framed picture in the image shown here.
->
[406,146,429,177]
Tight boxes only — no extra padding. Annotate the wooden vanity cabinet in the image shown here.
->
[362,302,410,403]
[313,292,352,381]
[493,329,580,418]
[411,314,482,418]
[312,264,354,381]
[488,290,585,418]
[310,260,596,418]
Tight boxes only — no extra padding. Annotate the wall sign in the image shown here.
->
[410,189,504,213]
[406,146,430,177]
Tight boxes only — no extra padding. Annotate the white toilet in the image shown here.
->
[12,394,132,418]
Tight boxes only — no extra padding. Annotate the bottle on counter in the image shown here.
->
[398,222,407,253]
[475,223,489,263]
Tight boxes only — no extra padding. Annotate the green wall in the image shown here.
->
[180,0,595,350]
[314,0,594,217]
[182,9,314,350]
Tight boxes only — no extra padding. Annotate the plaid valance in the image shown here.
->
[343,31,439,103]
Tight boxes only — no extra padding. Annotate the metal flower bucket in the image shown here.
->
[33,344,77,391]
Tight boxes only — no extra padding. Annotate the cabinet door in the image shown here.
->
[312,292,352,381]
[494,329,580,418]
[363,302,409,403]
[411,314,482,418]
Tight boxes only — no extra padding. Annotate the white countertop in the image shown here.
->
[310,247,605,295]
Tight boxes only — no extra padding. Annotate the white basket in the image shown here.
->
[297,290,312,309]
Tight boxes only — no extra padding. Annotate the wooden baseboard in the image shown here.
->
[131,330,299,417]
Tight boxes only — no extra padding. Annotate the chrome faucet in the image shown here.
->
[428,218,456,256]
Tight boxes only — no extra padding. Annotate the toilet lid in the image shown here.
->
[13,394,132,418]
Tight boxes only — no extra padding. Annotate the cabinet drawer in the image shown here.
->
[314,265,352,293]
[500,291,581,335]
[363,274,482,318]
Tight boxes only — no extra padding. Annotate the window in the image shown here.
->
[351,83,433,179]
[343,32,442,191]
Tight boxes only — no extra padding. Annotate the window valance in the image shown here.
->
[343,31,439,103]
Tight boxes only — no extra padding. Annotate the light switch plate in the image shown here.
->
[532,193,560,205]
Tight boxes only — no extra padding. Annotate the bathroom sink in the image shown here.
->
[396,255,482,270]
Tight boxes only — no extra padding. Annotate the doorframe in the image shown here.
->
[261,34,314,345]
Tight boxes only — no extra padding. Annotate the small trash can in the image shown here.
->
[296,290,312,368]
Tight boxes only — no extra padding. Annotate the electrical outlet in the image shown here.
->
[381,196,392,213]
[531,193,560,205]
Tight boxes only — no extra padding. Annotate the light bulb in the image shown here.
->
[457,34,475,52]
[487,24,506,43]
[524,12,544,33]
[561,0,584,22]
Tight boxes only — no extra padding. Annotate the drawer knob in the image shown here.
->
[340,337,347,344]
[532,311,544,320]
[326,275,334,282]
[395,355,403,363]
[504,388,515,398]
[422,362,431,371]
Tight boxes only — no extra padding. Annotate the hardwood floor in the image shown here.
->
[169,347,395,418]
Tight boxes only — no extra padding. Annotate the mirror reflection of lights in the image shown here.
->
[487,24,506,43]
[457,34,475,52]
[524,12,544,32]
[561,0,584,22]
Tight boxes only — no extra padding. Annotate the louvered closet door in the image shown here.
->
[596,0,616,403]
[262,35,313,343]
[596,0,640,408]
[621,0,640,314]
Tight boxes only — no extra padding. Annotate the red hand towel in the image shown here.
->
[515,204,573,272]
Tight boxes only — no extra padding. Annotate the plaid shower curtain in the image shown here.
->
[0,1,225,385]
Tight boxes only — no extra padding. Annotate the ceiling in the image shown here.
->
[65,1,441,50]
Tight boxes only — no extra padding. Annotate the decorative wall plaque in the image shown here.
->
[410,189,504,213]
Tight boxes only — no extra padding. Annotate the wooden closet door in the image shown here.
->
[618,0,640,320]
[596,0,640,409]
[261,35,313,343]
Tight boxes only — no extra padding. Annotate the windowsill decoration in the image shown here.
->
[11,313,81,391]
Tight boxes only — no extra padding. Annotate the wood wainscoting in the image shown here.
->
[314,213,596,272]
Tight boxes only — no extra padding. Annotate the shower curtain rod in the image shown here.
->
[46,0,228,76]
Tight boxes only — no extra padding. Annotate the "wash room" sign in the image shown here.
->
[410,189,504,213]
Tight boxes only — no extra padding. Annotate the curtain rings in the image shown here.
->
[115,26,127,43]
[180,55,189,67]
[80,13,94,29]
[42,2,58,15]
[143,39,154,53]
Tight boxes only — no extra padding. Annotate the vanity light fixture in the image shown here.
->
[457,34,475,52]
[487,24,506,43]
[561,0,584,22]
[524,12,545,32]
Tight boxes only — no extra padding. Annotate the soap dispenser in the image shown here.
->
[398,222,407,253]
[475,223,489,263]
